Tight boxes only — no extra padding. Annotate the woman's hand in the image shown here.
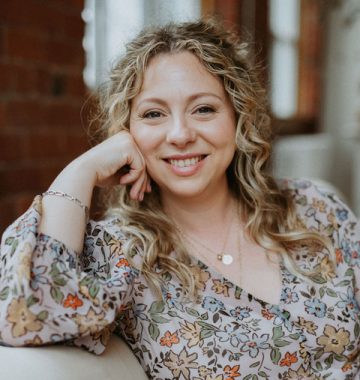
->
[77,131,151,201]
[39,131,150,252]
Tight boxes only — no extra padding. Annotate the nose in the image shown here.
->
[166,115,196,147]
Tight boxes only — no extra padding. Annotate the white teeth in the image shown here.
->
[169,156,202,167]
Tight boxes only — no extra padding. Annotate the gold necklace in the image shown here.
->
[181,231,235,265]
[176,205,238,266]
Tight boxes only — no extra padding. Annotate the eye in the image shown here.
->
[195,106,216,115]
[142,110,163,119]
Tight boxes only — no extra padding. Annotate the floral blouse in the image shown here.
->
[0,179,359,380]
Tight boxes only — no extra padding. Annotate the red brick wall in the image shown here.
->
[0,0,88,233]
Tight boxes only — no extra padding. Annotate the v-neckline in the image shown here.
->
[193,257,285,308]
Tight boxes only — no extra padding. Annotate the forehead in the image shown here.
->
[137,51,226,96]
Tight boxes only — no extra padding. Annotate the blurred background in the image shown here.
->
[0,0,359,233]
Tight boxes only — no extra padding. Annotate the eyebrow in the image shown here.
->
[135,92,224,107]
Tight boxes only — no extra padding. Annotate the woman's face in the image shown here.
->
[129,51,237,202]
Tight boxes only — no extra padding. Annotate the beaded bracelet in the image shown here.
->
[42,190,89,222]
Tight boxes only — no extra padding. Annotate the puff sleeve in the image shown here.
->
[330,190,360,307]
[0,196,137,354]
[288,179,360,308]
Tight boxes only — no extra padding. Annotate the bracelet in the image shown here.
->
[42,190,89,222]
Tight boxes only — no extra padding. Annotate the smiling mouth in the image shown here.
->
[166,155,206,168]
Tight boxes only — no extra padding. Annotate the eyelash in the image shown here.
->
[142,110,163,119]
[140,105,216,119]
[195,105,216,114]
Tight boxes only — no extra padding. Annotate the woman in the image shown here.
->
[0,19,359,379]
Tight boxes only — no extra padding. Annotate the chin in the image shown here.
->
[158,181,212,200]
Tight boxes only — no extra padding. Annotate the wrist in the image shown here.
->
[47,157,97,208]
[65,155,98,187]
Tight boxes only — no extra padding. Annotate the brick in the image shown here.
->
[64,132,89,158]
[0,0,86,225]
[38,162,66,189]
[0,101,7,129]
[2,98,86,132]
[6,99,45,128]
[0,166,41,195]
[0,132,27,162]
[65,73,86,97]
[50,0,84,13]
[0,161,67,197]
[0,61,15,92]
[47,7,84,40]
[45,101,83,128]
[36,68,54,95]
[41,8,84,41]
[0,0,48,27]
[46,38,84,67]
[26,132,66,160]
[5,26,47,62]
[49,73,67,97]
[0,0,84,40]
[0,26,5,57]
[0,192,38,233]
[14,192,35,215]
[63,13,85,41]
[0,197,17,235]
[34,70,84,98]
[0,62,42,96]
[36,69,83,98]
[12,64,38,94]
[0,62,42,95]
[71,0,85,11]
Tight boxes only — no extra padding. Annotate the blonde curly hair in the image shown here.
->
[92,18,333,298]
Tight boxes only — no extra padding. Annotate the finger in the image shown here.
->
[119,164,145,185]
[140,171,151,199]
[145,178,152,193]
[129,175,146,200]
[119,152,145,185]
[139,175,149,200]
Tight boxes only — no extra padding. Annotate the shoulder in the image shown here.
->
[277,177,347,216]
[278,177,342,199]
[278,177,359,245]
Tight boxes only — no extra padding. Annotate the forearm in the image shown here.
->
[39,158,96,254]
[31,131,149,254]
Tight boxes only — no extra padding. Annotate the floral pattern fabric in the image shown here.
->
[0,179,359,379]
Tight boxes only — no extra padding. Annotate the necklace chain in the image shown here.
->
[180,232,235,265]
[175,203,241,267]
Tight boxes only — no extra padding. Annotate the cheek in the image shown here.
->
[129,124,160,159]
[216,120,237,149]
[218,125,237,163]
[129,122,147,148]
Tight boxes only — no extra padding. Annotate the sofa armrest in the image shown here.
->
[0,335,148,380]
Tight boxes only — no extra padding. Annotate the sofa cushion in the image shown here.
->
[0,336,148,380]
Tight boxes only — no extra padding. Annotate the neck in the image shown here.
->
[162,186,236,235]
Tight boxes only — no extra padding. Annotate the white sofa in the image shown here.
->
[0,335,147,380]
[272,133,360,217]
